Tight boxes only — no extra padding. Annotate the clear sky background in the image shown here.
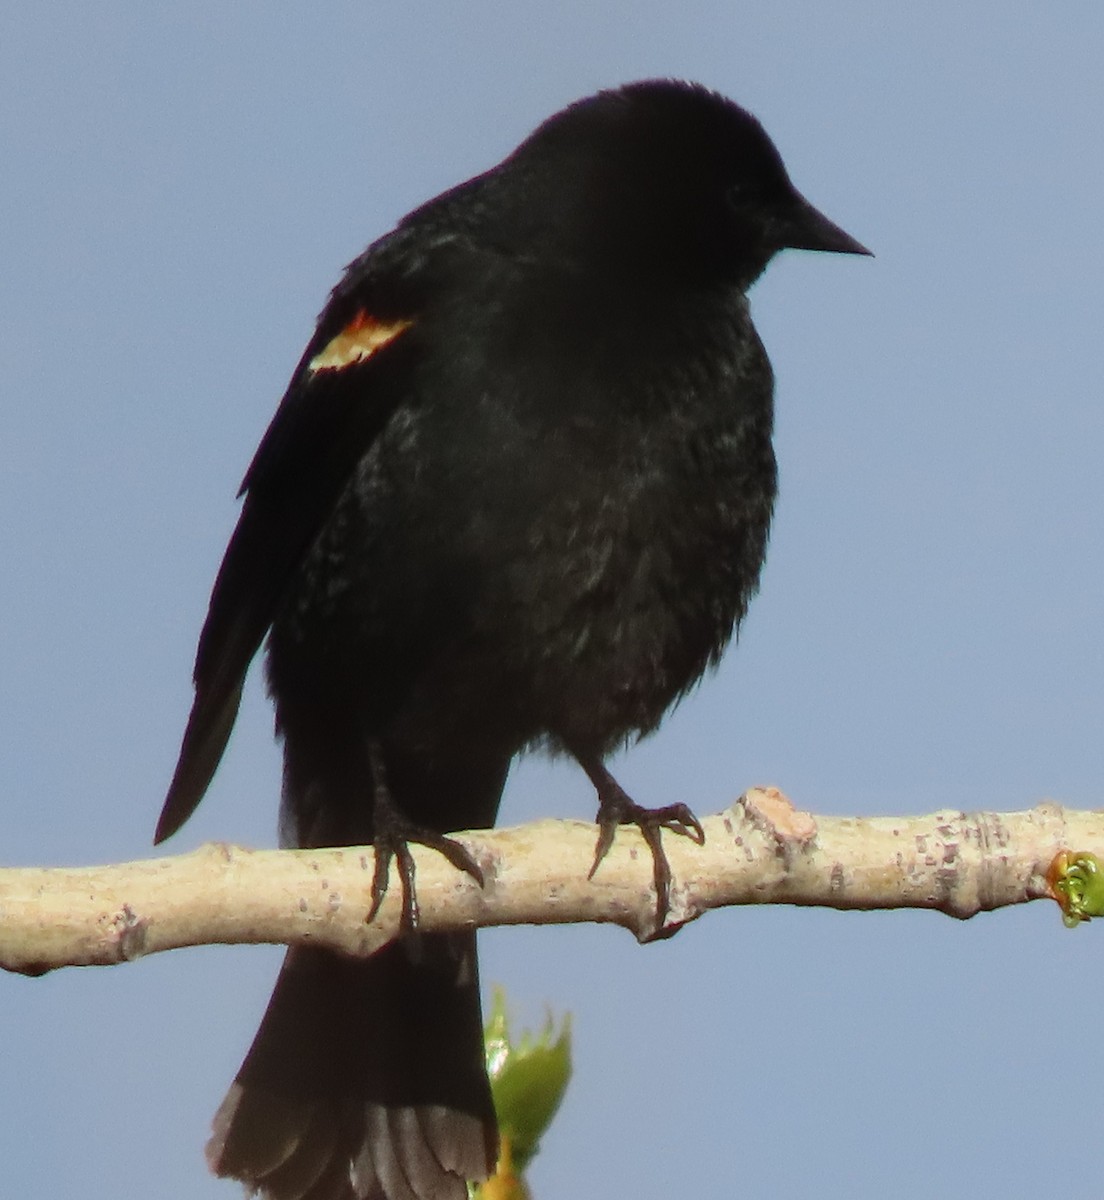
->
[4,5,1104,1198]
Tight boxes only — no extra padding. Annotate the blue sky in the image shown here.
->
[4,4,1104,1197]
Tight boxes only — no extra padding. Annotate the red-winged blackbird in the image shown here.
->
[156,80,868,1200]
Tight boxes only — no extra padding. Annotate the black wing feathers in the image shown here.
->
[155,264,418,844]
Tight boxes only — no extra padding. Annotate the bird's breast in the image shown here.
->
[278,282,777,754]
[454,307,778,748]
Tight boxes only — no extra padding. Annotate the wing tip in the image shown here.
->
[154,681,245,844]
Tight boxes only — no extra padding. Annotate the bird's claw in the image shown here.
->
[366,825,483,932]
[365,740,483,933]
[587,775,704,928]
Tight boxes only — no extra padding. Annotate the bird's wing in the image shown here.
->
[155,242,429,844]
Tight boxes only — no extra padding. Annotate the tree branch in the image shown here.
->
[1,789,1089,976]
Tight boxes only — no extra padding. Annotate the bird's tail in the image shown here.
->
[207,936,497,1200]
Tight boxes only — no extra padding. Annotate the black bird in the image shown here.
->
[156,80,868,1200]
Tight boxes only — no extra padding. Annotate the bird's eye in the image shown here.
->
[726,182,747,209]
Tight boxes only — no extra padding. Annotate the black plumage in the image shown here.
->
[157,79,868,1200]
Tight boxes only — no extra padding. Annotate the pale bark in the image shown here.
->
[0,789,1089,976]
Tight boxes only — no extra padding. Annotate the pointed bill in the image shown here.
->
[781,192,871,256]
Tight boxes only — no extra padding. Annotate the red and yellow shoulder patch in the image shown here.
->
[308,311,413,374]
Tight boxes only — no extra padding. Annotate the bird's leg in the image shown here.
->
[365,738,484,932]
[577,753,705,926]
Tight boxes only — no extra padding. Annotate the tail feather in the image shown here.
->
[207,939,496,1200]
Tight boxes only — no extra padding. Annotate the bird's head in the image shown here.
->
[499,79,870,290]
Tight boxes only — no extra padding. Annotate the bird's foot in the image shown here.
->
[365,743,484,932]
[581,757,704,927]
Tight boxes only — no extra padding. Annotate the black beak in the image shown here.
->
[781,191,872,256]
